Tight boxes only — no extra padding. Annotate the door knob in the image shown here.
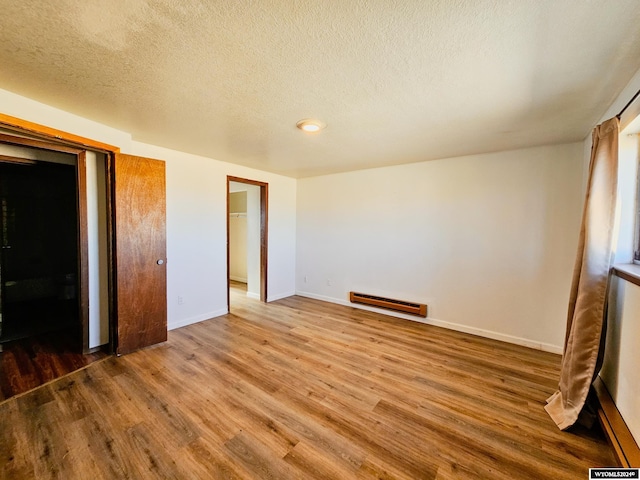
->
[157,259,164,265]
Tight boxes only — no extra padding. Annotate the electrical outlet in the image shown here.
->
[178,296,184,305]
[327,279,332,286]
[304,276,308,283]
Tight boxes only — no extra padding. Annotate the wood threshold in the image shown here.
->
[0,353,110,405]
[613,264,640,288]
[593,376,640,467]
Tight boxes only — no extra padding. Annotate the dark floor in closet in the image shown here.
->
[0,327,108,402]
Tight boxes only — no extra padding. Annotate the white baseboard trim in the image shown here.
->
[268,291,295,302]
[229,276,247,283]
[427,318,563,354]
[246,292,260,300]
[168,308,228,331]
[295,291,563,355]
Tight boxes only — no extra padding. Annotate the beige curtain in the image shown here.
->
[545,117,619,430]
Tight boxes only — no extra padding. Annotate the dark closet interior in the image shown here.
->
[0,159,79,348]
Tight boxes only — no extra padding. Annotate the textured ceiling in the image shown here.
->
[1,1,640,178]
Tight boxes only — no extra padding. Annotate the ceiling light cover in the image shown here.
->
[296,119,326,133]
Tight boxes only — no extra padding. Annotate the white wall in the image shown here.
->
[229,215,248,282]
[0,89,132,149]
[85,152,110,348]
[128,141,296,330]
[229,190,248,283]
[0,88,297,334]
[245,184,261,299]
[296,143,584,352]
[613,130,639,264]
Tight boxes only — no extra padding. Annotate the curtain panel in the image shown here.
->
[545,117,619,430]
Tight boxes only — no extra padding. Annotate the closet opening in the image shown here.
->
[0,129,110,400]
[0,158,79,347]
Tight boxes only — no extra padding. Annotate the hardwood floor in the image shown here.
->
[0,290,614,479]
[0,326,107,402]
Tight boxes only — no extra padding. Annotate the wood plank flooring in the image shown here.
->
[0,288,614,479]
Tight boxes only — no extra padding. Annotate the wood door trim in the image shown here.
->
[226,181,230,311]
[76,152,90,352]
[0,133,85,155]
[0,114,120,154]
[227,176,267,188]
[260,183,268,303]
[227,176,269,308]
[106,153,116,354]
[0,155,38,165]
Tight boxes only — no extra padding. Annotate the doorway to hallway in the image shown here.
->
[227,177,268,311]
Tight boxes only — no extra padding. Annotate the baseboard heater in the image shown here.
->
[349,291,427,317]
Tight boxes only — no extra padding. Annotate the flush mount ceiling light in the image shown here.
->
[296,119,326,133]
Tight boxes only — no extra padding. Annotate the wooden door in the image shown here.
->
[114,154,167,354]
